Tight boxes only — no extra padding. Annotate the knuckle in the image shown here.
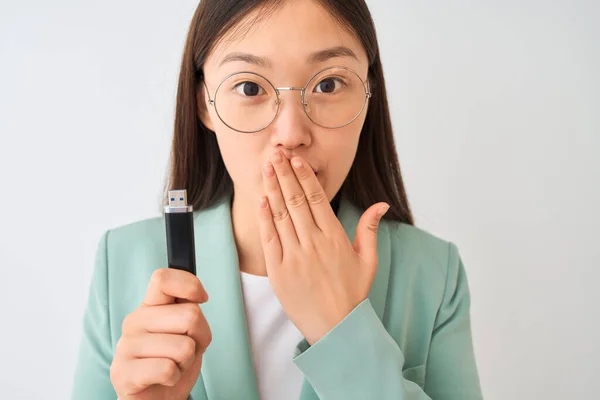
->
[121,312,137,334]
[367,222,379,234]
[159,359,179,385]
[285,192,306,208]
[110,362,128,393]
[109,360,121,385]
[306,190,327,205]
[302,239,317,254]
[182,302,202,327]
[178,336,196,360]
[114,337,129,357]
[272,207,290,222]
[151,268,169,286]
[199,323,213,352]
[263,232,278,245]
[205,325,213,347]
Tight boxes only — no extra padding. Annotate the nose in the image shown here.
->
[269,89,312,150]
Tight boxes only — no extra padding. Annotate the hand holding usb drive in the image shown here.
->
[164,189,196,275]
[110,190,204,400]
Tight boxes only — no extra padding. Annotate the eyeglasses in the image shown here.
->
[202,66,372,134]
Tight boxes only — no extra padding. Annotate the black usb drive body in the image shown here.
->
[164,189,196,275]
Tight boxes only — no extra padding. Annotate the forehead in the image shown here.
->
[204,0,368,76]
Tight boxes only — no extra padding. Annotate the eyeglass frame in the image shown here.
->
[201,65,373,134]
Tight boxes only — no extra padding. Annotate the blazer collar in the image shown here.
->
[189,193,392,400]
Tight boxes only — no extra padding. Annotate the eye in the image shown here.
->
[234,81,265,97]
[314,77,344,94]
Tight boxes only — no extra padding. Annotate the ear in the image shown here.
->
[197,82,215,132]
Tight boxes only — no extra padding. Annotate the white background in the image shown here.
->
[0,0,598,399]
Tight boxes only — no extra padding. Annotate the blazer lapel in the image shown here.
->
[190,196,260,400]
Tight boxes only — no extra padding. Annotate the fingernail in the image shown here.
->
[272,151,283,164]
[260,196,268,208]
[263,162,274,177]
[291,157,303,169]
[377,204,390,218]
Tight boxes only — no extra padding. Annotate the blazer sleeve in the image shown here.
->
[71,230,118,399]
[292,242,484,400]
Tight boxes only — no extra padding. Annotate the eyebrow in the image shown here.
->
[308,46,359,64]
[218,46,359,67]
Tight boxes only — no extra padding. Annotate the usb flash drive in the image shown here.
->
[164,189,196,275]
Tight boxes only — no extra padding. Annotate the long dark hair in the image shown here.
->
[162,0,414,225]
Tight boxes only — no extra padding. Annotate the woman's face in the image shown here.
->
[199,0,370,205]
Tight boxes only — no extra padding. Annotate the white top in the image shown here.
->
[239,271,305,400]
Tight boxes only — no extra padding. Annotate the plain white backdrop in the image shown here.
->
[0,0,598,399]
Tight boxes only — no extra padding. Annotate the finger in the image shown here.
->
[262,158,299,249]
[120,333,196,371]
[119,358,182,393]
[258,195,283,267]
[143,268,208,307]
[353,202,389,269]
[122,303,212,355]
[270,150,317,245]
[290,155,338,232]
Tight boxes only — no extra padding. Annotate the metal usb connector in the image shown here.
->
[165,189,194,213]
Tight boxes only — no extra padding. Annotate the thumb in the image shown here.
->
[353,202,390,267]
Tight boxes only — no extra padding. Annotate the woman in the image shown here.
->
[72,0,483,399]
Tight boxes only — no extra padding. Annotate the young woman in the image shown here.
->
[72,0,483,399]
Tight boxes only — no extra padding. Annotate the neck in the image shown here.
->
[231,190,342,277]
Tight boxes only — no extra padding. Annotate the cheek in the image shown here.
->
[213,133,263,189]
[208,108,263,187]
[320,126,362,198]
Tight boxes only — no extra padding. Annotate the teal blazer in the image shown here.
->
[72,194,483,399]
